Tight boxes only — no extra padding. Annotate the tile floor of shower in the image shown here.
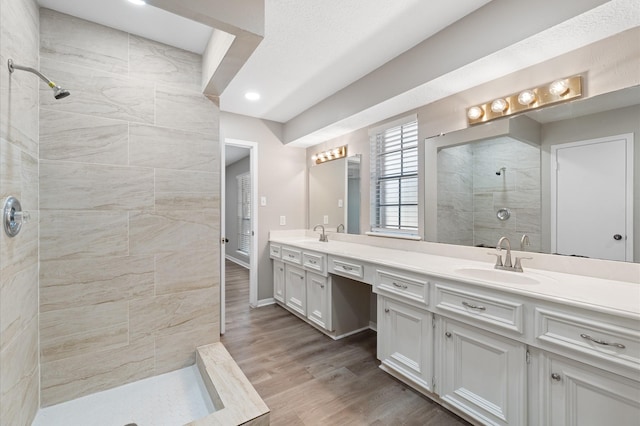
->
[32,365,215,426]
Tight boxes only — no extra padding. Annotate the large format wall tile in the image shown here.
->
[155,169,218,211]
[0,265,38,352]
[39,58,155,124]
[155,323,218,374]
[40,211,129,260]
[130,124,217,171]
[39,255,154,312]
[129,35,202,92]
[155,249,218,295]
[40,109,129,164]
[40,339,155,407]
[156,87,219,134]
[40,161,154,210]
[0,77,39,156]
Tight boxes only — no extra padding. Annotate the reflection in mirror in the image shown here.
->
[309,155,361,234]
[432,85,639,263]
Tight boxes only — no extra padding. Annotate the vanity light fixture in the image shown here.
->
[311,145,347,164]
[466,75,582,125]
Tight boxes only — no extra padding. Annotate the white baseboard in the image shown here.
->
[369,321,377,332]
[256,298,275,307]
[225,255,249,269]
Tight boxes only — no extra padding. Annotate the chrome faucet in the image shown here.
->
[313,224,328,242]
[336,224,345,233]
[496,236,512,268]
[520,234,530,251]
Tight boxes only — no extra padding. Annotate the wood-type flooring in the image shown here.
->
[221,260,471,426]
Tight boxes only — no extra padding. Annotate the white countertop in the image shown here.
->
[270,236,640,320]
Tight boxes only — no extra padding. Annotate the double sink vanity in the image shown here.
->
[269,230,640,426]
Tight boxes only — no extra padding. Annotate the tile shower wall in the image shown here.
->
[38,9,220,406]
[437,137,541,251]
[0,0,41,424]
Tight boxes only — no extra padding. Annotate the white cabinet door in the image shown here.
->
[306,272,331,331]
[285,265,306,316]
[439,318,526,426]
[273,260,285,303]
[540,352,640,426]
[378,296,433,392]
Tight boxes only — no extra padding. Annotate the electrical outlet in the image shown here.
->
[279,215,286,225]
[261,196,267,206]
[323,215,329,224]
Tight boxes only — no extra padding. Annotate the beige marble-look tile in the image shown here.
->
[437,190,472,212]
[0,0,39,79]
[39,255,154,312]
[515,167,541,191]
[155,250,218,295]
[40,161,154,210]
[155,169,218,194]
[0,138,22,199]
[40,8,129,74]
[0,264,38,352]
[129,287,219,341]
[156,87,219,134]
[0,209,38,277]
[0,318,38,417]
[40,339,155,406]
[129,35,201,92]
[39,58,155,124]
[155,323,219,375]
[39,211,129,260]
[129,210,216,255]
[21,150,38,210]
[0,76,39,156]
[493,190,541,210]
[40,302,129,363]
[474,209,517,231]
[40,109,129,164]
[130,123,217,171]
[515,208,542,234]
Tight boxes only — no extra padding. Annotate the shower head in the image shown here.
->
[496,167,506,176]
[7,59,70,100]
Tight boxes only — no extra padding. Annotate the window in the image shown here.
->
[236,172,251,255]
[370,118,419,236]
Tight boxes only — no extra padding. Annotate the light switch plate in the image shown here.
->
[338,199,343,208]
[279,215,286,225]
[261,196,267,206]
[323,215,329,224]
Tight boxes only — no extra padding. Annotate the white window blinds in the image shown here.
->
[370,119,419,235]
[236,172,251,255]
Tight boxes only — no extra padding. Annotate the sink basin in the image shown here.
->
[454,268,542,285]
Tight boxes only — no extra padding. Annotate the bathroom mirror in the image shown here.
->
[431,85,640,263]
[309,155,361,234]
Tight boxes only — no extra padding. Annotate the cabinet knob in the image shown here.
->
[551,373,562,381]
[384,308,390,313]
[445,332,452,338]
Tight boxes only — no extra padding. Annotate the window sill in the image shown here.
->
[365,231,422,241]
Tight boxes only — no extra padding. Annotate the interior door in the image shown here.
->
[551,134,633,261]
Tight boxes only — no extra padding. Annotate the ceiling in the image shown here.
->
[36,0,639,148]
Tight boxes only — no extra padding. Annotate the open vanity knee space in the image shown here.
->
[269,231,640,426]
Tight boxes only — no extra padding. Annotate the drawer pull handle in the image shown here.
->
[308,259,316,264]
[462,301,486,311]
[384,308,390,313]
[551,373,562,381]
[392,282,408,289]
[580,333,626,349]
[342,265,353,271]
[288,254,295,258]
[445,332,452,338]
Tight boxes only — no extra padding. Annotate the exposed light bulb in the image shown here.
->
[517,89,536,106]
[491,98,508,113]
[311,154,318,161]
[549,80,569,96]
[467,106,483,120]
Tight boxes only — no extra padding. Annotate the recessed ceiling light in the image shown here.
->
[128,0,146,6]
[245,92,260,101]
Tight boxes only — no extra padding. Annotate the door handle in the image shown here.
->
[613,234,622,240]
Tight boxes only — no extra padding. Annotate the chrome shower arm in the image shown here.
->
[8,59,57,87]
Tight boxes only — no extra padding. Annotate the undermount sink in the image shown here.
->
[454,268,542,285]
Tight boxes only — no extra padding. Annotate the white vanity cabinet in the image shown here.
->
[285,264,307,316]
[306,271,331,330]
[533,349,640,426]
[437,317,527,426]
[273,260,285,303]
[377,296,434,392]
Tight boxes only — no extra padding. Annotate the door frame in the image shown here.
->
[550,133,634,261]
[221,138,259,335]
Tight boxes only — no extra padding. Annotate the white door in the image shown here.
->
[551,134,633,261]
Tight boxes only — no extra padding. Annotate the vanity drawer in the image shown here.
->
[269,244,281,259]
[281,246,302,265]
[435,284,524,334]
[535,308,640,371]
[330,257,364,281]
[303,251,327,275]
[375,268,429,308]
